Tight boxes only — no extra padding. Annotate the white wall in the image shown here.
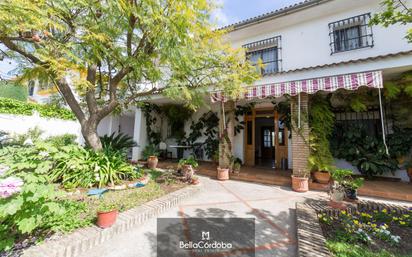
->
[0,112,84,144]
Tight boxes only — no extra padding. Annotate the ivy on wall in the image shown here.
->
[0,97,75,120]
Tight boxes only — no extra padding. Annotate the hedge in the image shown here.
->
[0,97,76,120]
[0,81,28,101]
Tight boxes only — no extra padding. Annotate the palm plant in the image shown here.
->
[100,132,137,154]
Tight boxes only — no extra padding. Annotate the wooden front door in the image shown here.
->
[244,113,255,166]
[274,112,289,169]
[261,126,275,159]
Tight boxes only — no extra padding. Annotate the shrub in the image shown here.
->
[100,132,137,154]
[142,144,159,160]
[45,134,77,147]
[51,146,140,189]
[178,156,199,168]
[0,97,75,120]
[0,81,27,101]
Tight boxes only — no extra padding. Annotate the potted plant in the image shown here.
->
[217,127,231,181]
[178,156,198,182]
[97,202,118,229]
[191,175,200,185]
[330,169,353,203]
[291,170,309,192]
[232,158,242,175]
[343,177,364,200]
[142,144,159,169]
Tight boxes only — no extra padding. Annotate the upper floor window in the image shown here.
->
[329,13,373,54]
[244,36,282,75]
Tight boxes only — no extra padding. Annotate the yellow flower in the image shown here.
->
[353,220,359,225]
[371,224,377,228]
[382,209,387,213]
[393,217,399,221]
[403,214,410,218]
[341,210,347,215]
[400,221,406,225]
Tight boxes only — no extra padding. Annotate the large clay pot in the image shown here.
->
[291,175,309,192]
[97,210,118,229]
[147,156,158,169]
[313,171,331,184]
[407,168,412,183]
[217,167,229,181]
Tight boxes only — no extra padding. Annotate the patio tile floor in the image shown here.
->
[158,161,412,203]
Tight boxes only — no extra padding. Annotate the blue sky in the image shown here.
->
[212,0,304,27]
[0,0,302,78]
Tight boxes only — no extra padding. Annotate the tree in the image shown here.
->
[0,0,258,150]
[370,0,412,42]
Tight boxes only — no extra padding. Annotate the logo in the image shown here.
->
[201,231,210,241]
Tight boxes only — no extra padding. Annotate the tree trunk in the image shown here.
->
[81,122,103,151]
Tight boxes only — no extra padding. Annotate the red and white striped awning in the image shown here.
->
[211,70,383,102]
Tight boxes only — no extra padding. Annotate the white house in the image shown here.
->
[97,0,412,181]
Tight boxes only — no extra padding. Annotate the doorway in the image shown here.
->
[244,107,289,169]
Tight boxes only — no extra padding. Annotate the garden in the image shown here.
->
[0,128,196,256]
[319,207,412,257]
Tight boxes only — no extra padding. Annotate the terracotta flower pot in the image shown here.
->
[147,156,158,169]
[217,167,229,181]
[97,210,118,229]
[407,168,412,183]
[313,171,331,184]
[291,175,309,192]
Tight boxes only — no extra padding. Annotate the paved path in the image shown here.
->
[80,176,327,257]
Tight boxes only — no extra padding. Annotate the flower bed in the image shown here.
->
[318,207,412,257]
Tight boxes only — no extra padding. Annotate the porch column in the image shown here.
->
[290,93,310,175]
[132,108,143,161]
[219,100,235,168]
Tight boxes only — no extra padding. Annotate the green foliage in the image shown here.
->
[331,124,399,177]
[370,0,412,43]
[326,240,400,257]
[142,144,159,160]
[10,126,44,145]
[45,134,77,147]
[178,156,199,168]
[331,169,364,190]
[97,202,117,212]
[0,144,69,251]
[308,95,335,172]
[141,103,162,146]
[387,127,412,158]
[0,97,75,120]
[51,146,139,189]
[100,132,137,154]
[0,0,259,151]
[162,104,193,140]
[0,81,27,101]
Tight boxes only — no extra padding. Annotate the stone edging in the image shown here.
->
[296,200,412,257]
[22,185,202,257]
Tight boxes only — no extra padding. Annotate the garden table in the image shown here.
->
[169,145,192,159]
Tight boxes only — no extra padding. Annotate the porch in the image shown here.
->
[158,160,412,202]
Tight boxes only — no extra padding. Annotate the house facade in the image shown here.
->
[98,0,412,180]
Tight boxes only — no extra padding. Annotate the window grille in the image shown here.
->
[329,13,374,54]
[243,36,282,75]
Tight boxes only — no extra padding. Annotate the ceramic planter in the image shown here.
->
[330,190,345,202]
[97,210,118,229]
[182,164,194,181]
[345,188,358,200]
[407,168,412,183]
[217,167,229,181]
[147,156,158,169]
[313,171,331,184]
[291,175,309,192]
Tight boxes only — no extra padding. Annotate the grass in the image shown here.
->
[326,240,412,257]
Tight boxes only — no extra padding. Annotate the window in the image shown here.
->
[28,81,35,96]
[329,13,373,54]
[263,129,272,148]
[243,36,282,75]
